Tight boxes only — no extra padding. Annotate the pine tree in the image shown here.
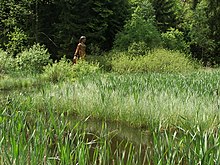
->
[103,0,130,50]
[150,0,178,32]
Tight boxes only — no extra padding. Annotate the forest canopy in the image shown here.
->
[0,0,219,64]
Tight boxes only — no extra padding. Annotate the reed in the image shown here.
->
[69,70,220,129]
[1,69,220,164]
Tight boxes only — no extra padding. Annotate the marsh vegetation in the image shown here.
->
[1,65,220,164]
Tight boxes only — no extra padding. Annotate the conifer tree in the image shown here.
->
[150,0,178,32]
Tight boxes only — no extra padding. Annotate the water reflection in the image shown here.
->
[81,117,149,145]
[75,117,151,164]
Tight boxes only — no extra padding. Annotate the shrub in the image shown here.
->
[128,41,150,56]
[86,54,112,72]
[42,58,100,83]
[0,49,15,74]
[16,44,51,73]
[4,27,27,55]
[111,52,140,73]
[143,49,199,72]
[111,49,200,73]
[161,28,189,53]
[42,57,74,83]
[72,60,100,77]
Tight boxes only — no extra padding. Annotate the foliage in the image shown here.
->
[113,2,161,51]
[16,44,51,73]
[189,0,212,61]
[103,0,131,50]
[86,54,113,72]
[111,52,139,73]
[0,49,15,74]
[150,0,179,32]
[161,28,190,53]
[129,0,156,22]
[0,0,130,58]
[144,49,199,72]
[87,43,103,56]
[111,49,199,73]
[128,41,151,56]
[189,0,220,64]
[49,0,130,57]
[42,57,75,83]
[72,60,100,78]
[0,0,220,65]
[4,27,28,55]
[42,58,100,83]
[0,0,32,50]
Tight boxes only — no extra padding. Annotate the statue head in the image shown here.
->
[79,36,86,43]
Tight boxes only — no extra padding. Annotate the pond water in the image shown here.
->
[81,117,149,144]
[72,116,151,164]
[0,87,151,163]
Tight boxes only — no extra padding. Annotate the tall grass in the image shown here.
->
[70,70,220,130]
[0,95,147,164]
[1,69,220,164]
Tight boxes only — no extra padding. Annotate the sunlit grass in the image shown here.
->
[70,70,220,129]
[1,69,220,164]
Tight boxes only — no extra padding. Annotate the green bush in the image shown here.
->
[111,52,140,73]
[128,41,150,56]
[42,57,74,83]
[111,49,200,73]
[16,44,51,73]
[161,28,190,53]
[86,54,112,72]
[4,27,28,55]
[0,49,15,74]
[42,58,100,83]
[143,49,199,72]
[72,60,100,77]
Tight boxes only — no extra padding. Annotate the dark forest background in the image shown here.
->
[0,0,219,65]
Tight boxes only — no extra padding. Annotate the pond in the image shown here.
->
[0,87,151,164]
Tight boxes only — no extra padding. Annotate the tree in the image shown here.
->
[0,0,130,58]
[103,0,130,50]
[207,0,220,63]
[0,0,32,55]
[150,0,178,32]
[113,1,161,52]
[52,0,130,57]
[189,0,220,63]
